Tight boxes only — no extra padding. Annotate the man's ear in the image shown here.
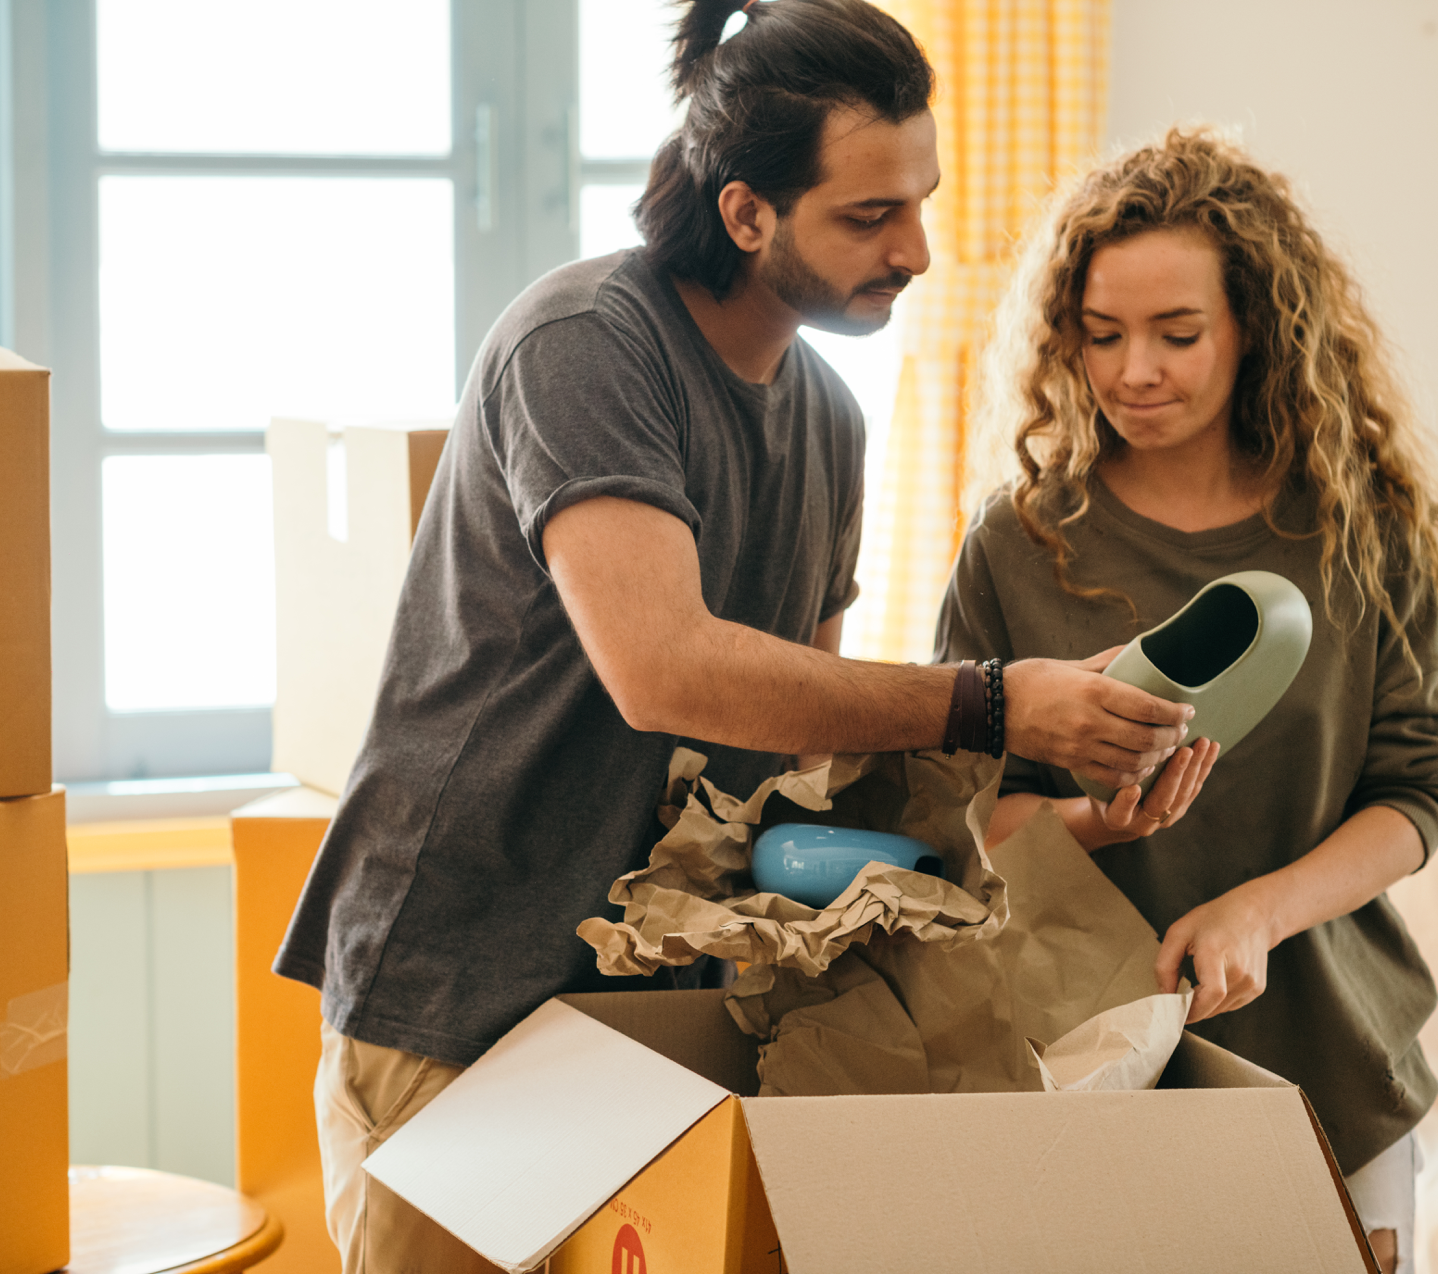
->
[717,180,776,254]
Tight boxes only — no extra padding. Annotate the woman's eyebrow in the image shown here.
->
[1080,306,1205,321]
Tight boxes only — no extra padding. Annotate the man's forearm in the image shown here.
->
[615,611,954,754]
[544,496,1190,782]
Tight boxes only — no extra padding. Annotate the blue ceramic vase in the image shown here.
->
[1072,569,1312,803]
[750,823,945,909]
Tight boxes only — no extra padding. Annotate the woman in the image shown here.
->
[938,129,1438,1272]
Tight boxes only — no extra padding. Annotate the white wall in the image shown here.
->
[1107,0,1438,430]
[69,867,235,1186]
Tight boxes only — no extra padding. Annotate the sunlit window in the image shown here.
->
[97,0,450,156]
[99,176,455,433]
[95,0,454,716]
[103,455,276,711]
[577,0,682,259]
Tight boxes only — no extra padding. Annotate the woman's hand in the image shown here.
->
[986,737,1219,852]
[1084,737,1220,847]
[1155,883,1277,1022]
[1152,806,1426,1024]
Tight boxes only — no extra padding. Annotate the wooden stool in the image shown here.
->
[66,1166,285,1274]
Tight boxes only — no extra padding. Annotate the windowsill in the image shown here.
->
[63,773,303,873]
[62,772,299,823]
[67,816,234,874]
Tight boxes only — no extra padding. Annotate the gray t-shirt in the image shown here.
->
[274,250,865,1065]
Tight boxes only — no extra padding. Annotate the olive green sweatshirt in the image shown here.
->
[937,478,1438,1174]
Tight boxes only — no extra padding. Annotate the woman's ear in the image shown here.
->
[717,180,775,254]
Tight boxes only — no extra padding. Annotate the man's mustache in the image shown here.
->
[854,271,914,296]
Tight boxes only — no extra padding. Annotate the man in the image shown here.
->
[276,1,1192,1269]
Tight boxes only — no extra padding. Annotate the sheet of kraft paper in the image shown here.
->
[578,746,1010,978]
[578,747,1191,1096]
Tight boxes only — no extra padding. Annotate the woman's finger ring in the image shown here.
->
[1140,807,1173,825]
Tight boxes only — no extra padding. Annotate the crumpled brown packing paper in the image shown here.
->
[578,749,1190,1097]
[577,746,1009,979]
[1027,986,1193,1092]
[727,801,1189,1095]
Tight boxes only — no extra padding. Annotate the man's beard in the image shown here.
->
[760,218,911,336]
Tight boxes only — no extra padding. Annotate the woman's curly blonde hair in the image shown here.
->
[977,127,1438,641]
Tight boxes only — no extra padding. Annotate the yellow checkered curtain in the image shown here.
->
[852,0,1110,661]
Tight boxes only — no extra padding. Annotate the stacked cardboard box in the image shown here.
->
[0,790,68,1274]
[0,350,67,1274]
[268,417,448,797]
[0,350,51,798]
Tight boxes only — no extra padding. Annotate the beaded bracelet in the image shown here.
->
[981,658,1006,758]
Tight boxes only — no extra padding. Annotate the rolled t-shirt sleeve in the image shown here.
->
[1351,570,1438,866]
[483,312,701,569]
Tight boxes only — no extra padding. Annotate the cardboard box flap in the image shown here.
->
[231,785,339,821]
[404,429,447,539]
[559,988,761,1096]
[267,415,450,795]
[1159,1029,1292,1090]
[0,348,45,371]
[740,1090,1366,1273]
[363,997,731,1272]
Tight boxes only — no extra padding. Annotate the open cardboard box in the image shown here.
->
[365,987,1376,1273]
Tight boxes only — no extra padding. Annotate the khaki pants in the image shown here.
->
[315,1020,505,1274]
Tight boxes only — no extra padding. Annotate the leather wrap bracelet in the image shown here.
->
[941,660,988,756]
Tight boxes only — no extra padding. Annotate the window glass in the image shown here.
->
[96,0,451,155]
[579,184,645,260]
[103,455,276,711]
[579,0,683,160]
[801,322,904,438]
[99,175,456,431]
[803,311,907,661]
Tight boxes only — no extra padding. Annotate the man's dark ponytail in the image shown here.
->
[635,0,933,298]
[671,0,749,96]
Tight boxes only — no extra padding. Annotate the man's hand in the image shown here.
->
[1004,649,1193,788]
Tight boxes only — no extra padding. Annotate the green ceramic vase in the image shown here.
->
[1072,570,1313,804]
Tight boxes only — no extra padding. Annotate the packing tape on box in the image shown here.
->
[0,981,67,1078]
